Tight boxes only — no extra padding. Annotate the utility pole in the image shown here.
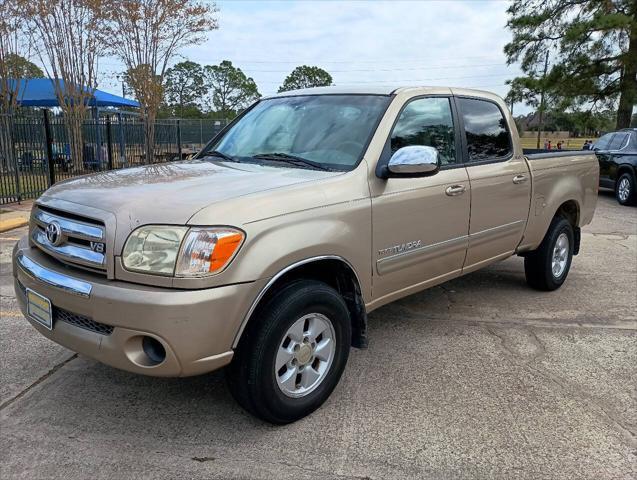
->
[536,51,549,149]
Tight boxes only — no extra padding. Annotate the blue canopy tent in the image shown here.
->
[12,78,139,108]
[9,79,140,172]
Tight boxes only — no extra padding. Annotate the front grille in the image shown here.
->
[31,206,107,273]
[54,307,114,335]
[16,280,113,336]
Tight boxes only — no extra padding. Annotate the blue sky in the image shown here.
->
[98,0,526,111]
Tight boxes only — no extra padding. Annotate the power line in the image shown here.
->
[96,61,509,72]
[170,55,505,64]
[243,73,514,85]
[230,63,508,73]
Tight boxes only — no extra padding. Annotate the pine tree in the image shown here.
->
[505,0,637,129]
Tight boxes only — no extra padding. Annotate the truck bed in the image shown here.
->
[516,150,599,253]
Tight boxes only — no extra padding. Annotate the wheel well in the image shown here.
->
[616,165,636,182]
[241,258,368,349]
[556,200,579,227]
[555,200,580,255]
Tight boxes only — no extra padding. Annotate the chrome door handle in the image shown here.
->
[513,175,528,184]
[445,185,466,196]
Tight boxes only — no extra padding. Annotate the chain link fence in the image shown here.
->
[0,112,230,205]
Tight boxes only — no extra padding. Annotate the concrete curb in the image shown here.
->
[0,216,29,233]
[0,200,33,233]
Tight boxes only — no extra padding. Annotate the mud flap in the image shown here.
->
[350,281,368,349]
[573,227,581,255]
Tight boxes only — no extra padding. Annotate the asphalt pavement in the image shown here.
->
[1,191,635,479]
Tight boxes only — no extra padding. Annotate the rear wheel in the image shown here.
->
[616,172,637,206]
[524,216,574,291]
[226,280,351,424]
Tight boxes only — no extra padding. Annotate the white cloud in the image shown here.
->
[98,0,526,110]
[182,1,521,97]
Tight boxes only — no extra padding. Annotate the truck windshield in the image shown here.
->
[202,94,391,171]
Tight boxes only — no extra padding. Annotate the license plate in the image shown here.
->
[26,289,53,330]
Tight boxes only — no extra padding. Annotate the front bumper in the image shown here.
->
[13,237,267,377]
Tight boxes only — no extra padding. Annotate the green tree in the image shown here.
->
[505,77,540,115]
[278,65,332,93]
[163,61,206,117]
[3,53,45,78]
[203,60,260,117]
[106,0,218,162]
[505,0,637,129]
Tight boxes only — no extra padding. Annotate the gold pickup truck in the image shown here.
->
[13,86,598,423]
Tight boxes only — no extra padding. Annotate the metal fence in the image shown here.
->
[179,119,231,151]
[0,111,230,205]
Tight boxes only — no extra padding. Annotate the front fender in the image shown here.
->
[235,199,372,302]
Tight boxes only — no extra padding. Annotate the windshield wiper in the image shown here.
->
[251,152,332,171]
[201,150,239,163]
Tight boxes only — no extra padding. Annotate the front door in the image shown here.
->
[455,96,531,272]
[370,96,470,302]
[594,132,617,189]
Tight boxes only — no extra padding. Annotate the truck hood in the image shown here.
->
[39,160,340,228]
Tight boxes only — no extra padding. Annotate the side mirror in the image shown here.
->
[387,145,440,176]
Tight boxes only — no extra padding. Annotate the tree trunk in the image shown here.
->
[65,109,85,173]
[616,23,637,129]
[144,108,156,164]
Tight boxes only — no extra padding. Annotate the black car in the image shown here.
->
[594,128,637,206]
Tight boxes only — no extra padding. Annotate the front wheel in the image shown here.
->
[226,280,351,424]
[616,172,637,206]
[524,216,574,291]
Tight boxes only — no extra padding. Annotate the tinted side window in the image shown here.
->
[608,133,628,150]
[593,133,614,150]
[390,97,457,165]
[458,98,512,161]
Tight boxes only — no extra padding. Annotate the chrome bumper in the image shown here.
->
[16,252,93,297]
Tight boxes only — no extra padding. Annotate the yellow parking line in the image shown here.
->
[1,310,23,317]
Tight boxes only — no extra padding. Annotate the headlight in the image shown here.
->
[122,226,188,275]
[175,227,244,277]
[122,225,244,277]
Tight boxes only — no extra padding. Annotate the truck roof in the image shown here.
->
[268,85,498,98]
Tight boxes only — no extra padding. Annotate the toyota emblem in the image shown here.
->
[45,222,63,246]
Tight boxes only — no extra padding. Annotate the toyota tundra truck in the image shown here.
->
[13,86,598,423]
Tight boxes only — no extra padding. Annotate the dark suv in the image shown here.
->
[594,128,637,206]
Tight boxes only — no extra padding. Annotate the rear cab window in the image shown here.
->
[457,97,512,162]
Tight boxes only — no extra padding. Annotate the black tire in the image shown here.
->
[226,280,351,424]
[524,216,574,291]
[615,171,637,206]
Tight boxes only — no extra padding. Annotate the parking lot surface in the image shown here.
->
[1,191,636,479]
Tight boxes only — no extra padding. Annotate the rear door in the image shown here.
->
[606,132,630,184]
[594,133,617,188]
[456,96,531,273]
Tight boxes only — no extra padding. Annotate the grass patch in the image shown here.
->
[519,137,598,149]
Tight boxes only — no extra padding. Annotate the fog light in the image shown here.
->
[142,336,166,365]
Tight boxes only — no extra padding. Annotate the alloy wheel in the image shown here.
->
[275,313,336,398]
